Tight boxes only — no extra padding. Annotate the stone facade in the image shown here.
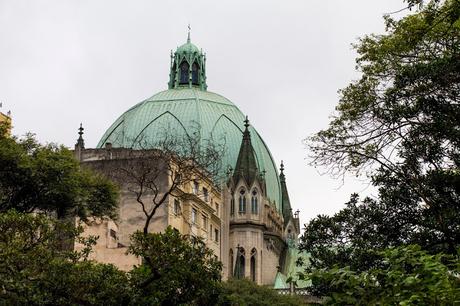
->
[74,122,301,286]
[74,146,224,272]
[225,122,296,285]
[72,35,302,286]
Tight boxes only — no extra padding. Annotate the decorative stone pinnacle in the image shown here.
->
[187,24,191,43]
[280,160,284,173]
[78,123,84,137]
[244,116,250,129]
[76,123,85,149]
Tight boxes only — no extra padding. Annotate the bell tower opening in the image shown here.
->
[192,62,199,85]
[179,61,189,85]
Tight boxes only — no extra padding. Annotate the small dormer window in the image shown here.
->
[192,62,199,85]
[192,180,199,194]
[203,187,209,202]
[191,208,197,224]
[174,199,181,216]
[180,61,189,84]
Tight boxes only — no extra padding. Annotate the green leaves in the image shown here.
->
[218,278,306,306]
[302,1,460,300]
[307,0,460,181]
[302,245,460,305]
[0,131,118,220]
[0,210,131,305]
[128,227,222,306]
[0,213,227,305]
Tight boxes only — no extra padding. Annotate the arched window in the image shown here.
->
[287,228,293,239]
[250,248,257,282]
[192,62,199,85]
[229,249,234,277]
[251,189,258,214]
[235,247,245,279]
[239,189,246,213]
[230,197,235,216]
[180,61,189,84]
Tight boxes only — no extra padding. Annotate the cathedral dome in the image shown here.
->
[97,38,282,209]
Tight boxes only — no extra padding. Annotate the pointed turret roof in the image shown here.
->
[232,117,260,186]
[75,123,85,149]
[280,161,293,225]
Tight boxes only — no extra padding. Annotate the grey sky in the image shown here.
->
[0,0,407,226]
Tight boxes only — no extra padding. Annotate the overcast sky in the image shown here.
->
[0,0,408,226]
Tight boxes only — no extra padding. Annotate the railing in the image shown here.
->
[275,288,323,304]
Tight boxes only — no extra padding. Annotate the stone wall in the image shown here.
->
[75,147,224,271]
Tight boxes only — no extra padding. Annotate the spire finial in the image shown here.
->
[76,123,85,149]
[78,123,84,137]
[244,116,250,129]
[280,160,284,173]
[187,24,191,43]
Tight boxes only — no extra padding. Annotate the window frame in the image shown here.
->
[251,189,258,214]
[192,180,199,194]
[191,207,197,224]
[179,61,189,84]
[203,187,209,202]
[191,62,199,85]
[173,199,181,216]
[238,188,247,213]
[202,214,208,230]
[214,228,219,242]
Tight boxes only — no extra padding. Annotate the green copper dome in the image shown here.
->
[176,41,200,54]
[97,38,282,209]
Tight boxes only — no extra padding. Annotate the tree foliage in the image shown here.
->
[308,0,460,187]
[301,0,460,298]
[218,278,308,306]
[303,0,460,257]
[0,210,131,305]
[0,212,229,306]
[305,245,460,305]
[0,126,118,220]
[128,227,222,306]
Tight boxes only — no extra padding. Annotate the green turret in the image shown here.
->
[168,29,207,90]
[280,161,293,225]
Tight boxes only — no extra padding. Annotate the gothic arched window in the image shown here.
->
[192,62,199,85]
[180,61,189,84]
[236,247,245,279]
[250,248,257,282]
[239,188,246,213]
[251,189,258,214]
[230,197,235,216]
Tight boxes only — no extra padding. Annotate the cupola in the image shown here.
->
[168,29,207,90]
